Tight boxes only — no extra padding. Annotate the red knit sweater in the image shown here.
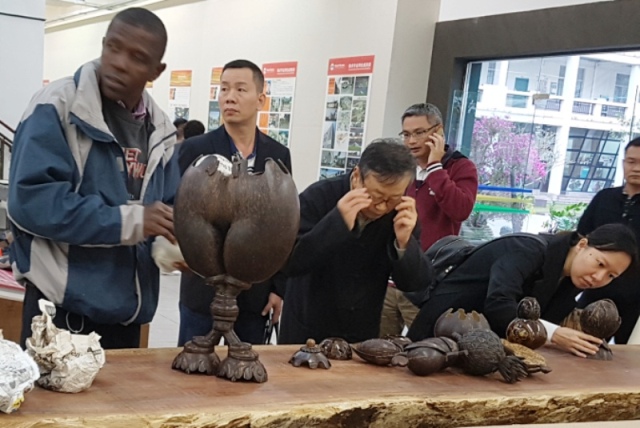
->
[406,156,478,251]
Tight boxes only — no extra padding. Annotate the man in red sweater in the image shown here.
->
[379,103,478,337]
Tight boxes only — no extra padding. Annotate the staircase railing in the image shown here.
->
[0,119,14,182]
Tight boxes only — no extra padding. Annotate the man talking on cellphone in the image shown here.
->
[379,103,478,337]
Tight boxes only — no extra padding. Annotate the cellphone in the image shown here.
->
[435,126,444,137]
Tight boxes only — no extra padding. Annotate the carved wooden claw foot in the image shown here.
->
[172,338,220,375]
[217,343,267,383]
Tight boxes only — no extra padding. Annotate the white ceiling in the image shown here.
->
[44,0,170,27]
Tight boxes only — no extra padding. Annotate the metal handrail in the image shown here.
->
[0,131,12,149]
[0,119,15,135]
[0,120,14,183]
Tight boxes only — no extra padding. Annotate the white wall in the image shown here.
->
[0,0,45,130]
[438,0,613,21]
[44,0,438,191]
[381,0,440,137]
[0,0,45,181]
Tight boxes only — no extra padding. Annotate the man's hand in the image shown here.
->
[551,326,602,358]
[261,292,283,324]
[426,127,446,164]
[393,196,417,249]
[337,188,371,230]
[144,202,176,244]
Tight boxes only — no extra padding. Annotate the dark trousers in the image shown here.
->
[20,282,141,350]
[177,302,269,346]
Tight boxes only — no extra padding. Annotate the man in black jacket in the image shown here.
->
[177,59,291,346]
[279,140,432,344]
[576,137,640,344]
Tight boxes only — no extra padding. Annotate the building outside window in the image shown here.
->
[450,51,640,235]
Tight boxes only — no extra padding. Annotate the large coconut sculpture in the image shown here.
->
[171,154,299,383]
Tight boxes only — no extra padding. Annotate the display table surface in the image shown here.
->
[3,345,640,427]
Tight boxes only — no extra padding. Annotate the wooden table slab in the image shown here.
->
[3,345,640,427]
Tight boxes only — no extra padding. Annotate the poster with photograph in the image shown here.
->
[168,70,192,122]
[208,67,223,131]
[258,61,297,147]
[318,55,374,180]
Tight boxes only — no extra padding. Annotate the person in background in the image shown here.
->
[575,137,640,344]
[177,59,291,346]
[379,103,478,337]
[173,117,187,143]
[182,119,205,140]
[9,8,179,349]
[279,139,433,344]
[407,224,637,357]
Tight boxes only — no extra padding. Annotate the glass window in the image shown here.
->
[514,77,529,92]
[574,68,585,98]
[557,65,566,96]
[486,62,496,85]
[614,73,630,103]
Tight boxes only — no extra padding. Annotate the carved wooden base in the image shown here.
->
[172,338,220,375]
[172,274,267,383]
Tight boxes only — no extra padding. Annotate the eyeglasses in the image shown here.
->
[356,176,403,208]
[399,123,440,141]
[369,194,404,208]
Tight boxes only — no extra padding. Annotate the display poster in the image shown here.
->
[258,61,298,147]
[208,67,223,131]
[168,70,192,121]
[318,55,374,180]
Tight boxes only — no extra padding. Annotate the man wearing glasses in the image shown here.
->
[278,140,432,344]
[379,103,478,338]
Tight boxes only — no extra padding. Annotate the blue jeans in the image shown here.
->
[178,302,268,346]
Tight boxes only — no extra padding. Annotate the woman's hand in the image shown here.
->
[551,327,602,358]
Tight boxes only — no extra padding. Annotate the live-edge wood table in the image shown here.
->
[2,345,640,427]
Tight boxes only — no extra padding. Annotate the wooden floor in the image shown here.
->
[3,344,640,427]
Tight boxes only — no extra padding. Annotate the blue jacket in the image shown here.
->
[8,60,180,325]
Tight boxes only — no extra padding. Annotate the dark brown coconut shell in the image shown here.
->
[434,308,491,338]
[506,318,547,350]
[174,156,299,283]
[580,299,621,339]
[515,297,542,320]
[351,339,403,366]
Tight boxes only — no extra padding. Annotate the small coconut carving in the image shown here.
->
[506,297,547,349]
[351,338,405,366]
[455,330,546,383]
[289,339,331,369]
[434,308,491,338]
[582,299,621,361]
[319,337,352,360]
[383,335,413,350]
[404,337,466,376]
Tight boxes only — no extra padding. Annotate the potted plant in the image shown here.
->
[542,202,588,233]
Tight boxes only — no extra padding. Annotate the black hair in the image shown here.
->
[222,59,265,93]
[358,138,416,183]
[575,223,638,265]
[173,118,187,128]
[183,120,205,139]
[625,136,640,152]
[109,8,168,59]
[401,103,443,125]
